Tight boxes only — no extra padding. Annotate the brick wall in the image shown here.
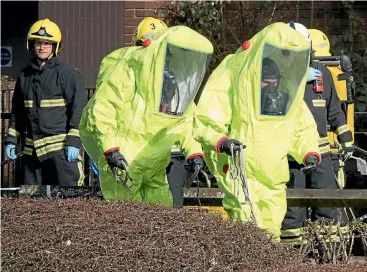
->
[123,1,366,51]
[223,1,366,51]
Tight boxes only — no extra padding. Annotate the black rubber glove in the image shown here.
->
[303,154,319,172]
[186,155,205,172]
[184,155,208,187]
[105,149,128,170]
[218,138,245,156]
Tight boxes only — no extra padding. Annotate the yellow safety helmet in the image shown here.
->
[27,18,62,57]
[308,29,331,57]
[132,17,168,45]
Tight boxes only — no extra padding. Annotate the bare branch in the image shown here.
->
[268,3,278,25]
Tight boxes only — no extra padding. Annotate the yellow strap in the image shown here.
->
[342,141,353,148]
[40,99,67,107]
[24,147,33,155]
[36,142,65,157]
[171,145,181,152]
[8,128,20,137]
[337,168,345,188]
[318,136,329,145]
[312,99,326,107]
[24,100,33,108]
[77,160,85,186]
[280,229,302,237]
[280,237,305,244]
[335,124,350,135]
[314,224,338,234]
[68,129,80,137]
[320,145,331,154]
[339,225,349,235]
[34,134,67,148]
[25,138,33,146]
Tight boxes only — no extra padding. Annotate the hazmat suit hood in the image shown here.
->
[127,26,212,117]
[230,23,310,120]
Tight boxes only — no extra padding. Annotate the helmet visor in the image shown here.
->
[260,43,309,116]
[159,44,211,115]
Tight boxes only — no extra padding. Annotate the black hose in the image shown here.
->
[1,151,24,166]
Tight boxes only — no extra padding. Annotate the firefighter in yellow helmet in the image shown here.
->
[4,18,87,186]
[27,18,62,59]
[280,24,353,245]
[132,17,168,46]
[309,28,353,240]
[308,29,331,57]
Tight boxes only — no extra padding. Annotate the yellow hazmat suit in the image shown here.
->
[193,22,321,239]
[80,26,213,207]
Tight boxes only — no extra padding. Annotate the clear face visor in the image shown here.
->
[159,44,211,115]
[260,43,309,116]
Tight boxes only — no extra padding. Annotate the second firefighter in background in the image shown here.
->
[281,23,353,244]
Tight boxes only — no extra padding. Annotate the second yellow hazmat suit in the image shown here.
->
[193,22,321,239]
[80,26,213,206]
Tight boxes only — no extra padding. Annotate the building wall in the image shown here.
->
[123,1,366,51]
[1,1,38,79]
[39,1,125,88]
[2,1,365,84]
[223,1,367,52]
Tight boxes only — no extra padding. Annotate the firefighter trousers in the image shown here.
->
[281,154,340,244]
[23,152,84,186]
[166,154,187,208]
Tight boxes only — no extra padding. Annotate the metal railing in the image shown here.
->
[1,87,17,188]
[1,86,367,189]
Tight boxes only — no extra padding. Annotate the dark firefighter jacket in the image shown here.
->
[4,58,87,161]
[303,61,353,156]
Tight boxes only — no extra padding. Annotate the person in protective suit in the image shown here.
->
[133,17,205,208]
[193,22,321,239]
[280,23,354,245]
[79,23,212,207]
[3,18,87,186]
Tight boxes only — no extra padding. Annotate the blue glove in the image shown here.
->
[89,159,100,179]
[65,146,80,162]
[307,67,322,82]
[5,144,16,160]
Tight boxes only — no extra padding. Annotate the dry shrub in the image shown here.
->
[1,198,365,272]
